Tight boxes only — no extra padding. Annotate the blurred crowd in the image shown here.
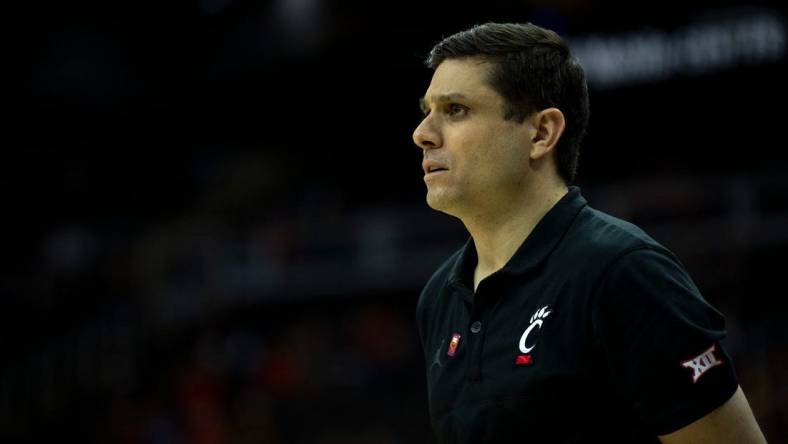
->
[3,152,787,442]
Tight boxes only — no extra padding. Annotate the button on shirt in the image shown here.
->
[415,187,738,443]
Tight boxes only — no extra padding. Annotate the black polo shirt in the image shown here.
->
[416,187,738,443]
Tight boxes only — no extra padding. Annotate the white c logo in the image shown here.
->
[518,319,543,354]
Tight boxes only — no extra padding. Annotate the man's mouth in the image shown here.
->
[423,160,448,175]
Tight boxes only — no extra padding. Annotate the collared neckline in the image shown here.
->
[447,186,588,295]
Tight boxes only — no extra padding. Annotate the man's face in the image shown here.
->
[413,58,534,217]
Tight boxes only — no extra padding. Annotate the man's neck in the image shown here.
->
[465,182,569,291]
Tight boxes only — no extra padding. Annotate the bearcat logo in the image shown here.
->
[518,305,552,355]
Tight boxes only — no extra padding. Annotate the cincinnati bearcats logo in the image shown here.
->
[519,305,552,354]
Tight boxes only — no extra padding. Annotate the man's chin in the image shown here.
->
[426,192,460,216]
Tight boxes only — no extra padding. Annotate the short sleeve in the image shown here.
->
[592,247,738,435]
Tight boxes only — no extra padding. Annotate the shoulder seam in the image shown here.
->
[591,244,677,299]
[588,244,678,338]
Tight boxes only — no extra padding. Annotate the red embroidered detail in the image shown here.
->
[515,354,533,366]
[447,333,461,357]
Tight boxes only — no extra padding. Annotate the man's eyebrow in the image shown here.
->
[419,93,471,113]
[419,97,429,114]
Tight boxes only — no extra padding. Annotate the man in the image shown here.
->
[412,22,766,443]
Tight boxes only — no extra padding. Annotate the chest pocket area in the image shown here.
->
[427,333,467,418]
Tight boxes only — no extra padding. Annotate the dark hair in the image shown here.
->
[426,22,589,185]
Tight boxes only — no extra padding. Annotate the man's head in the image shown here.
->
[413,22,589,216]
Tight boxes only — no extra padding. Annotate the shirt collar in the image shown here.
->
[447,186,588,291]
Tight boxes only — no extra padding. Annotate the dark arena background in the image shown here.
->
[8,0,788,442]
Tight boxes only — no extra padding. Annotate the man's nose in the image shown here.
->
[413,116,442,151]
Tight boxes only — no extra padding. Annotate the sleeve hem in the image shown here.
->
[650,376,739,436]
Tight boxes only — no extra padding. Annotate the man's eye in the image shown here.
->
[448,104,467,117]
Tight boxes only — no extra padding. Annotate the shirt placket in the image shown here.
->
[465,285,492,382]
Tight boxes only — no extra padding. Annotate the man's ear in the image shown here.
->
[529,108,566,160]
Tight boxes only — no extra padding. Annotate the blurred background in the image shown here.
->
[8,0,788,442]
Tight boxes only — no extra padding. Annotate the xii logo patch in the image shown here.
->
[681,344,724,383]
